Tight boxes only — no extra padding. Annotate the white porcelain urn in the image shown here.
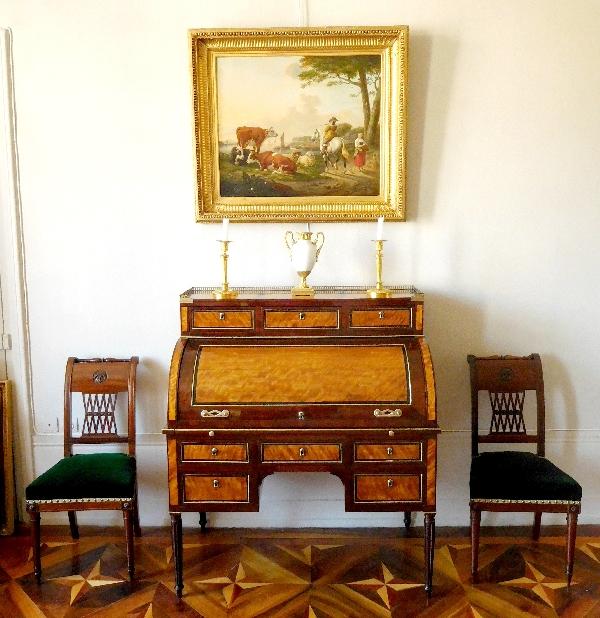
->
[284,229,325,298]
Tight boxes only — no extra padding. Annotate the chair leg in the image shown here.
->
[123,508,135,581]
[566,508,578,586]
[29,510,42,584]
[532,512,542,541]
[68,511,79,539]
[133,487,142,537]
[470,505,481,577]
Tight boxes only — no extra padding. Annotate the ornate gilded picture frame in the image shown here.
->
[190,26,408,222]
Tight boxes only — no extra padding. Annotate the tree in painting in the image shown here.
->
[297,56,381,147]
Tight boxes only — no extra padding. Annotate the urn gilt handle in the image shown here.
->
[313,232,325,262]
[284,231,296,257]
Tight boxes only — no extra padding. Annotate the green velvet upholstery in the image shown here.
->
[26,453,136,502]
[470,451,582,502]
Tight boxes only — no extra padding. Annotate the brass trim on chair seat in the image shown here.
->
[26,497,133,506]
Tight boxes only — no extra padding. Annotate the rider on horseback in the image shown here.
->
[322,117,338,152]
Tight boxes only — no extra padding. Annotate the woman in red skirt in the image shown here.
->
[354,133,368,172]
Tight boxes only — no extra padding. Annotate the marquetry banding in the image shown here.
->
[418,339,437,422]
[180,307,189,333]
[168,440,179,505]
[168,339,186,422]
[426,439,436,506]
[415,305,423,331]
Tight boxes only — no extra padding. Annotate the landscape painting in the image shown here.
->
[190,27,408,222]
[217,54,381,199]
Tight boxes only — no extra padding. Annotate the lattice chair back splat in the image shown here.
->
[81,392,118,435]
[25,357,141,584]
[489,390,526,434]
[467,353,582,586]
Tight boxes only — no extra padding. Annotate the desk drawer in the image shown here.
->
[355,443,422,462]
[182,444,248,462]
[264,310,338,329]
[183,475,249,502]
[192,310,253,329]
[262,443,341,462]
[355,474,421,502]
[350,309,411,328]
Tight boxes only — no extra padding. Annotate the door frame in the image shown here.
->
[0,27,34,521]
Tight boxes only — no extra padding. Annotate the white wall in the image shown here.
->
[2,0,600,528]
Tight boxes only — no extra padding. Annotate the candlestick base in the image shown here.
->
[212,288,238,300]
[366,287,393,298]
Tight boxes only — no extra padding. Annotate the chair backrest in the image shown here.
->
[468,353,545,459]
[63,357,139,458]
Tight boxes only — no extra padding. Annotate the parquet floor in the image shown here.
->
[1,525,600,617]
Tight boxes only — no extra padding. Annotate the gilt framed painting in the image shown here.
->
[190,26,408,222]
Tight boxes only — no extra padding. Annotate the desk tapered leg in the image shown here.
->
[424,513,435,597]
[170,513,183,597]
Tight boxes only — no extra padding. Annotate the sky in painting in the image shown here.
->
[216,55,364,145]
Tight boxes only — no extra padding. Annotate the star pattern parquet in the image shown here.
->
[1,526,600,617]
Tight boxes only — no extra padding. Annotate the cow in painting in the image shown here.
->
[272,154,297,174]
[248,150,274,170]
[235,127,278,154]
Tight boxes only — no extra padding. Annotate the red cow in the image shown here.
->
[236,126,278,153]
[272,154,297,174]
[249,150,274,170]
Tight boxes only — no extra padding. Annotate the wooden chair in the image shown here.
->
[468,353,582,585]
[25,357,141,583]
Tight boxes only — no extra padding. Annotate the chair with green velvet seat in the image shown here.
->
[26,357,141,583]
[468,353,582,585]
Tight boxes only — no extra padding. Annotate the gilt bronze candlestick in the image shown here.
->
[367,239,392,298]
[212,240,238,299]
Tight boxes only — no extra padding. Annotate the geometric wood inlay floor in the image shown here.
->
[1,525,600,617]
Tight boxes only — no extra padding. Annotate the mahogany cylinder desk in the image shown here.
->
[164,286,439,597]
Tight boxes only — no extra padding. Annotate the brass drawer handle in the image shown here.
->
[211,448,218,456]
[374,409,402,417]
[213,479,219,489]
[299,312,305,320]
[379,311,385,319]
[201,409,230,418]
[299,447,306,457]
[298,411,305,420]
[387,479,394,488]
[387,447,393,456]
